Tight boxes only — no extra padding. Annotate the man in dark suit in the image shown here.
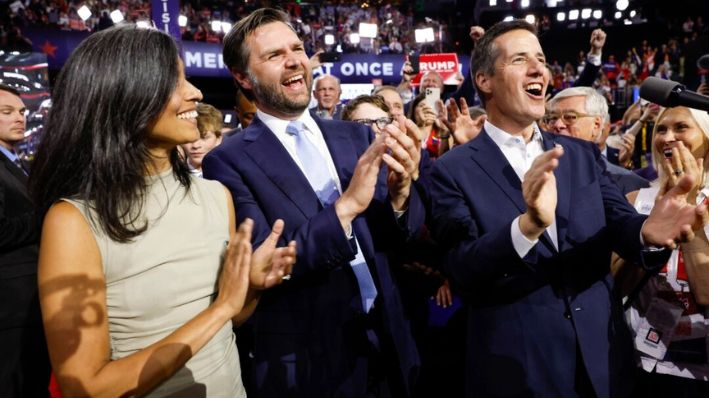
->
[203,9,423,398]
[0,84,50,397]
[429,20,707,398]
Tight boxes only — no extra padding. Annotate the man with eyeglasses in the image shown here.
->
[428,19,706,398]
[546,86,649,194]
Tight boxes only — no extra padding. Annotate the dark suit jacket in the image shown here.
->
[203,116,423,397]
[606,145,620,166]
[429,130,660,398]
[0,153,50,397]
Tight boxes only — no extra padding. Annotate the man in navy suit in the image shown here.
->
[203,8,423,398]
[429,20,707,398]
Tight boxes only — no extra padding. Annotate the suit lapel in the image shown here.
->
[469,130,526,213]
[0,153,30,199]
[470,130,561,253]
[542,132,570,252]
[242,117,323,218]
[313,117,360,191]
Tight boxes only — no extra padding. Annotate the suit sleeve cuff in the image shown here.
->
[511,216,538,258]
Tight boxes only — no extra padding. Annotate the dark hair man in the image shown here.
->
[204,8,424,397]
[0,84,50,397]
[429,19,707,398]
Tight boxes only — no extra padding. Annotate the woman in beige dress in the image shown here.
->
[29,25,295,397]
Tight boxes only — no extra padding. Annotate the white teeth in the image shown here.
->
[526,83,542,91]
[177,110,198,119]
[283,75,303,84]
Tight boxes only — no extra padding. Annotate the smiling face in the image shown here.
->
[314,75,341,112]
[476,29,549,135]
[548,95,602,142]
[350,102,389,135]
[182,130,222,169]
[0,89,26,150]
[653,107,709,163]
[148,59,203,149]
[234,21,312,120]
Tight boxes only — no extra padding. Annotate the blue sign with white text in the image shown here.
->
[24,28,469,84]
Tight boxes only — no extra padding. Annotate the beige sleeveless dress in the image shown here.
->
[63,169,246,397]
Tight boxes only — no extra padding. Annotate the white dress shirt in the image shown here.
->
[257,109,345,195]
[484,120,559,257]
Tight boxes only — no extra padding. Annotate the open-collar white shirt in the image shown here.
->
[484,120,559,257]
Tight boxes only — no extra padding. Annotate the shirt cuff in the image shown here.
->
[587,53,602,66]
[511,216,538,258]
[343,223,353,239]
[639,219,664,251]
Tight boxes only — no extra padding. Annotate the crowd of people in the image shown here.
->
[1,3,709,398]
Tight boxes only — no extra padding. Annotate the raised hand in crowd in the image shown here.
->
[588,28,606,56]
[469,26,485,42]
[442,97,486,146]
[618,131,636,167]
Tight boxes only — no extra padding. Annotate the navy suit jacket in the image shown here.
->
[203,115,423,397]
[429,130,655,398]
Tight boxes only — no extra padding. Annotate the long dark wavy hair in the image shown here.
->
[30,25,192,242]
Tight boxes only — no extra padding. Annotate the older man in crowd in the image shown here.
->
[311,74,343,120]
[547,86,649,194]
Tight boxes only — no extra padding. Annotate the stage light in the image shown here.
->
[110,10,124,23]
[556,12,566,22]
[581,8,592,19]
[136,20,151,29]
[592,10,602,19]
[221,21,232,32]
[349,33,360,44]
[629,10,636,18]
[624,19,632,25]
[521,0,530,8]
[324,34,335,45]
[616,0,629,11]
[525,14,536,24]
[503,16,514,22]
[358,22,378,38]
[77,5,92,21]
[414,27,435,43]
[614,11,622,19]
[178,15,187,27]
[489,0,497,5]
[569,9,579,20]
[211,20,222,32]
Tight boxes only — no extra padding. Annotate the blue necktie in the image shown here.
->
[286,121,378,312]
[12,156,27,176]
